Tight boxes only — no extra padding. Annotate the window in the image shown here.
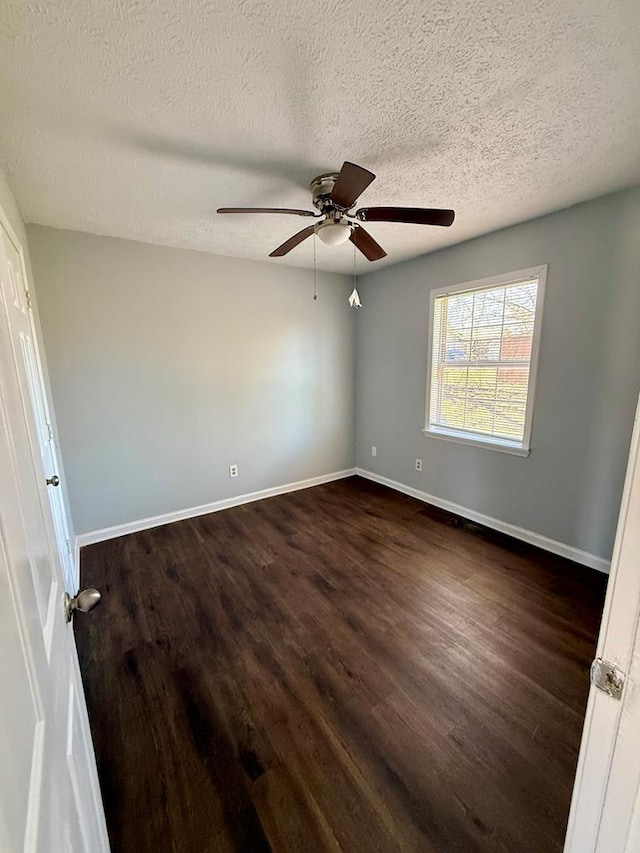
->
[424,266,546,456]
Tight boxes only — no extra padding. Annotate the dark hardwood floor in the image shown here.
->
[75,476,607,853]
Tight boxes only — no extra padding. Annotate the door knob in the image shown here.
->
[64,588,101,623]
[46,475,60,487]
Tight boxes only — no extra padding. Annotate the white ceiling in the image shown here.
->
[1,0,639,273]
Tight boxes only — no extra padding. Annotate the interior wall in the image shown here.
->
[355,187,640,562]
[27,226,355,535]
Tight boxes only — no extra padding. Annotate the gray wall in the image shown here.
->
[25,186,640,557]
[27,226,355,534]
[356,187,640,561]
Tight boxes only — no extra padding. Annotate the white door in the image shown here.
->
[564,394,640,852]
[1,229,76,592]
[0,220,109,851]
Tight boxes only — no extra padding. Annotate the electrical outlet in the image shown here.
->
[371,446,377,457]
[415,458,422,472]
[229,464,239,478]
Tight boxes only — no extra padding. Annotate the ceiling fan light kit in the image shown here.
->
[315,218,352,246]
[217,161,455,261]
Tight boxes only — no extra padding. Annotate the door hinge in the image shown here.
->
[46,422,54,442]
[65,539,73,555]
[25,289,32,310]
[591,658,625,700]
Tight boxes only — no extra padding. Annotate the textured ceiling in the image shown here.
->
[1,0,639,273]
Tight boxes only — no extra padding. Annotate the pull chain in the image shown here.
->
[353,238,356,289]
[313,234,318,301]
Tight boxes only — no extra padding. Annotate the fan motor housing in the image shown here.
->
[310,172,340,211]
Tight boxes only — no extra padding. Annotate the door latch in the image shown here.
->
[590,658,625,700]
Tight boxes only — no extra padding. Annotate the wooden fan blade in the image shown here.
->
[269,225,316,257]
[350,225,387,261]
[355,207,455,226]
[217,207,317,216]
[330,162,376,210]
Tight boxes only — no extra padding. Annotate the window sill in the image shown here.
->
[422,427,531,457]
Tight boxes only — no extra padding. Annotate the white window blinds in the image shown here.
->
[428,275,540,447]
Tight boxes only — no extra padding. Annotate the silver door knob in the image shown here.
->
[64,588,101,623]
[46,475,60,487]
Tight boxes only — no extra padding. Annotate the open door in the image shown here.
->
[0,217,109,850]
[1,224,76,593]
[564,394,640,852]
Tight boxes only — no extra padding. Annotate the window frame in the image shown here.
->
[423,265,548,457]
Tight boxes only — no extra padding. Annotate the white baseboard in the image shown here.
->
[77,465,610,574]
[76,468,356,548]
[356,468,611,574]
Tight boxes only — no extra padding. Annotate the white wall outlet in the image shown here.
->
[415,458,422,472]
[371,446,377,457]
[229,464,239,478]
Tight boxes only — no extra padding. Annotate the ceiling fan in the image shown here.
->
[217,161,455,261]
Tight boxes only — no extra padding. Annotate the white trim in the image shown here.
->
[424,264,548,455]
[356,467,610,574]
[428,266,550,300]
[74,538,80,590]
[0,189,25,255]
[422,426,530,456]
[76,468,357,547]
[23,719,45,853]
[563,393,640,853]
[68,645,110,851]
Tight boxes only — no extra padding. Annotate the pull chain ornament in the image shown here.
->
[349,237,362,308]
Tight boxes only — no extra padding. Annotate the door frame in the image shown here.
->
[564,394,640,851]
[0,205,78,590]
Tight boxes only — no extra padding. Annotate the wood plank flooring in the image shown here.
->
[75,476,607,853]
